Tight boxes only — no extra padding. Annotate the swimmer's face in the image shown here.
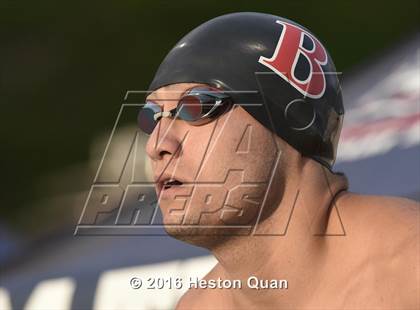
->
[144,83,291,247]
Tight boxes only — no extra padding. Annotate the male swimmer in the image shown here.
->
[137,12,419,309]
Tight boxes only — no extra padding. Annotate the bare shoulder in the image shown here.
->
[175,286,202,310]
[335,193,419,307]
[337,193,419,236]
[175,262,225,310]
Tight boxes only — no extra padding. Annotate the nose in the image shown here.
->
[145,117,182,161]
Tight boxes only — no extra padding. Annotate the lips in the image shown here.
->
[155,174,185,197]
[163,179,183,189]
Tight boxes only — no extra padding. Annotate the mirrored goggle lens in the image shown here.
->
[137,102,161,134]
[177,93,220,121]
[177,95,203,121]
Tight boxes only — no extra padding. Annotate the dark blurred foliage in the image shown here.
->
[0,0,419,236]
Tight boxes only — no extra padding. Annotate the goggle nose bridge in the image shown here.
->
[153,110,174,122]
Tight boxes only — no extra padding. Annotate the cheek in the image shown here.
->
[179,108,284,225]
[193,107,280,183]
[177,122,218,176]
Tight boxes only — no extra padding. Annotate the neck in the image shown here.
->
[210,160,349,307]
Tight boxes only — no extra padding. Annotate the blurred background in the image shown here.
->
[1,1,419,309]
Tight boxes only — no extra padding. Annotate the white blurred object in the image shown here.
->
[93,255,216,310]
[23,277,75,310]
[337,47,420,162]
[0,288,12,310]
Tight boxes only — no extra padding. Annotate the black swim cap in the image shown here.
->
[148,12,344,168]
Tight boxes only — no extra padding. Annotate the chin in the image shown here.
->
[158,195,261,248]
[164,226,219,248]
[163,221,253,249]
